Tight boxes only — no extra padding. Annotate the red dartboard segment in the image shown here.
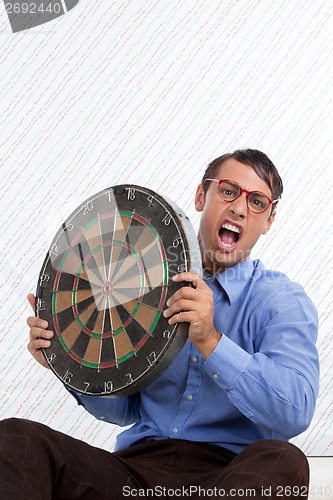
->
[36,185,201,397]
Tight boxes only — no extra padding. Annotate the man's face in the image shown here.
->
[195,158,276,274]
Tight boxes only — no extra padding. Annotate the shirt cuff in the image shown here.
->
[204,334,251,390]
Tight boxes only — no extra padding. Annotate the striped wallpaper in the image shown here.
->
[0,0,332,456]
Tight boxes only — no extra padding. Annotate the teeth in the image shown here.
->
[221,222,240,234]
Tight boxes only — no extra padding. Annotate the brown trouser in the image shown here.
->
[0,418,309,499]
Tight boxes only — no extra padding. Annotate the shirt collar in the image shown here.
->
[203,258,255,304]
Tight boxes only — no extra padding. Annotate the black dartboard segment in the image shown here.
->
[36,185,201,397]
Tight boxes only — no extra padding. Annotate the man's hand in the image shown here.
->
[163,273,221,359]
[26,293,53,369]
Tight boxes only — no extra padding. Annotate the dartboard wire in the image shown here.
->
[133,214,168,293]
[108,210,124,282]
[54,248,103,290]
[111,299,137,368]
[111,274,162,344]
[53,280,101,324]
[63,294,104,369]
[153,203,189,268]
[81,294,105,370]
[108,210,134,284]
[61,221,74,250]
[131,213,154,293]
[125,208,135,246]
[72,296,99,337]
[138,244,152,292]
[57,229,87,282]
[77,240,85,265]
[75,219,105,286]
[110,215,159,289]
[107,209,118,282]
[136,230,167,294]
[96,213,108,282]
[72,275,102,302]
[96,298,106,372]
[81,255,104,289]
[54,299,96,358]
[87,296,108,372]
[108,295,122,367]
[83,226,105,285]
[108,295,121,369]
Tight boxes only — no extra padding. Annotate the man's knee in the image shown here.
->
[0,417,54,461]
[241,439,309,483]
[0,417,42,438]
[248,439,308,461]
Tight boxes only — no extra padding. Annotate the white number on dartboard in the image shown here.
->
[147,351,157,366]
[82,201,93,215]
[177,264,187,272]
[62,371,74,384]
[36,298,46,312]
[162,213,171,225]
[147,195,154,206]
[50,243,59,256]
[163,330,172,339]
[126,188,136,201]
[104,381,113,394]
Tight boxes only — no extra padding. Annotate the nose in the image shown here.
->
[228,193,248,218]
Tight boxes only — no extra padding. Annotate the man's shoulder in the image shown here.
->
[215,258,312,310]
[252,259,292,281]
[246,260,318,336]
[250,259,313,307]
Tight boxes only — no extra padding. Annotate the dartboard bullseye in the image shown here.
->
[36,185,201,397]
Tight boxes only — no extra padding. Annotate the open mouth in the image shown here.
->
[218,222,240,251]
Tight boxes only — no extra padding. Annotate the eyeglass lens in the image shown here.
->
[218,181,270,213]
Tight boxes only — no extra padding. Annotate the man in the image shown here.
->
[0,149,319,499]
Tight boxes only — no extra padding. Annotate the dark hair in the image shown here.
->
[201,149,283,209]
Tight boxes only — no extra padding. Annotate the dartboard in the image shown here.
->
[36,185,201,397]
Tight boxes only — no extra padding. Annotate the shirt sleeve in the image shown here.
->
[204,284,319,438]
[67,389,141,427]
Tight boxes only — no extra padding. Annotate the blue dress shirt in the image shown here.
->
[70,258,319,454]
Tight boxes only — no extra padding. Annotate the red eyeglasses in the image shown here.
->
[204,179,278,214]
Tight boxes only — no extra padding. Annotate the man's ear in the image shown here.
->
[262,209,276,234]
[195,184,205,212]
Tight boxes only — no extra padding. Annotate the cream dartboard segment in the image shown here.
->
[36,185,201,397]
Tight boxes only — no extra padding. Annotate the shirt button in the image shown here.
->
[173,427,178,434]
[213,373,219,379]
[192,356,198,363]
[100,416,105,420]
[187,394,193,401]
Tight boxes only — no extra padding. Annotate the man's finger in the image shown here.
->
[166,311,193,326]
[164,298,195,319]
[27,316,48,329]
[171,272,201,284]
[27,293,36,312]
